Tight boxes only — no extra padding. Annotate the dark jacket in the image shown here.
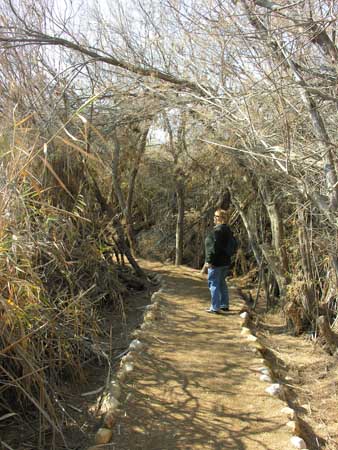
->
[205,223,232,267]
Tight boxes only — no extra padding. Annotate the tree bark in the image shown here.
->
[112,215,146,279]
[260,244,287,301]
[125,128,149,255]
[298,210,316,321]
[0,29,207,97]
[232,189,287,305]
[231,194,262,266]
[175,173,185,266]
[259,180,289,276]
[111,129,139,256]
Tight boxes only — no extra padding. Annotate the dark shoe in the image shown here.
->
[220,307,229,312]
[205,308,220,314]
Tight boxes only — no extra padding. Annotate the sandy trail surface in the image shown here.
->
[111,262,295,450]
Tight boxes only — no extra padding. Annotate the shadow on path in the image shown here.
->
[111,262,299,450]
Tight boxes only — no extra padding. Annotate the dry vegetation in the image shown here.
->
[0,120,147,447]
[0,0,338,448]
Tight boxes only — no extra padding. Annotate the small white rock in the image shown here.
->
[259,374,272,382]
[290,436,307,449]
[250,346,260,354]
[117,370,127,382]
[240,311,248,319]
[300,403,311,412]
[286,420,297,431]
[120,355,132,367]
[108,395,119,409]
[241,327,251,335]
[129,339,143,352]
[252,341,264,350]
[247,334,258,341]
[95,428,113,444]
[151,292,160,302]
[124,362,134,373]
[146,302,159,311]
[281,406,295,418]
[100,394,119,413]
[265,383,281,396]
[109,381,121,399]
[260,369,270,377]
[144,311,155,322]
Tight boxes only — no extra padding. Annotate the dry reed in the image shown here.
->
[0,116,138,448]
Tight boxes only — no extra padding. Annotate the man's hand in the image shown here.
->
[200,263,208,275]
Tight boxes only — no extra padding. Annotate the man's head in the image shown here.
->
[214,209,227,225]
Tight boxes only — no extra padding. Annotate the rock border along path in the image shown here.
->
[87,263,310,450]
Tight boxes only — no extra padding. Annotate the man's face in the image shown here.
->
[214,212,220,225]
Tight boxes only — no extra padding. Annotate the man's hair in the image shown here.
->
[216,209,227,223]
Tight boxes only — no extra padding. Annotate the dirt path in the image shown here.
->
[105,262,296,450]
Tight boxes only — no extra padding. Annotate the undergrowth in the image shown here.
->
[0,118,141,447]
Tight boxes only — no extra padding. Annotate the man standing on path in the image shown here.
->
[204,209,235,314]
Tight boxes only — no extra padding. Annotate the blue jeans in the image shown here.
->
[208,266,229,311]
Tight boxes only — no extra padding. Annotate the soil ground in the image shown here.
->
[238,270,338,450]
[2,261,338,450]
[109,262,295,450]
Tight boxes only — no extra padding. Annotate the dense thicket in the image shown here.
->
[1,0,338,446]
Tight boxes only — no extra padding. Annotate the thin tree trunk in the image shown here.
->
[259,180,289,276]
[111,130,127,214]
[231,195,262,266]
[125,128,149,255]
[83,127,145,278]
[111,130,137,256]
[253,262,264,310]
[260,244,288,301]
[112,215,147,279]
[175,173,185,266]
[298,210,316,321]
[232,190,287,304]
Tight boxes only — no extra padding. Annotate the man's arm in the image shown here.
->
[205,232,216,266]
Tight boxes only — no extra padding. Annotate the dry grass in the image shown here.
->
[0,118,139,448]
